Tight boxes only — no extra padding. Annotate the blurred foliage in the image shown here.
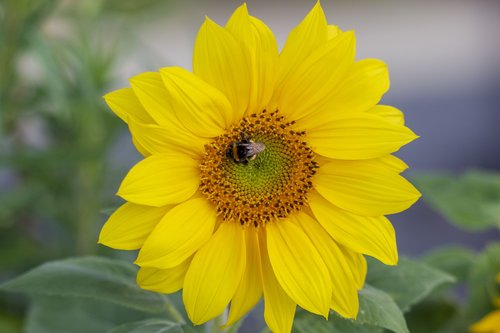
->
[0,256,453,333]
[402,243,500,333]
[413,171,500,231]
[0,0,172,330]
[4,249,495,333]
[408,171,500,332]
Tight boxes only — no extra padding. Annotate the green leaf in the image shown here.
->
[412,171,500,231]
[107,319,183,333]
[0,313,22,333]
[292,313,334,333]
[0,256,167,314]
[25,296,153,333]
[483,203,500,229]
[329,318,382,333]
[293,311,382,333]
[422,246,476,282]
[466,243,500,321]
[404,299,458,333]
[366,258,455,312]
[293,284,408,333]
[356,285,409,333]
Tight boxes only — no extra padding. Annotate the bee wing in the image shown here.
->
[249,142,266,155]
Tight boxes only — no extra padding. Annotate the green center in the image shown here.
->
[225,135,292,196]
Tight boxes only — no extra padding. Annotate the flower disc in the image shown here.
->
[200,110,318,227]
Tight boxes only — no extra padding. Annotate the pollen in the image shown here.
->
[199,110,318,227]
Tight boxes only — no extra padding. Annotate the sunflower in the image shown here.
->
[469,274,500,333]
[99,2,420,332]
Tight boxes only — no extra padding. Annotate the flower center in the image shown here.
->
[199,110,318,228]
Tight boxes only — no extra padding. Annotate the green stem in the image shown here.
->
[75,154,102,255]
[75,103,105,255]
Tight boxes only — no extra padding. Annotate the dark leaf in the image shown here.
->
[107,319,183,333]
[412,171,500,231]
[422,246,476,282]
[25,296,153,333]
[367,258,455,312]
[1,256,167,314]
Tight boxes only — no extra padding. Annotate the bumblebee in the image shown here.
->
[227,132,266,164]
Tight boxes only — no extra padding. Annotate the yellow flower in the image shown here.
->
[99,2,420,332]
[470,309,500,333]
[470,274,500,333]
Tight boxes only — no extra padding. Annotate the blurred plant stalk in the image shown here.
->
[0,0,130,263]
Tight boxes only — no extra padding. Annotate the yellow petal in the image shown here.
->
[183,222,246,325]
[272,1,328,108]
[327,24,341,40]
[367,105,405,125]
[226,4,279,114]
[338,245,367,290]
[160,67,232,137]
[193,17,250,120]
[118,153,199,207]
[277,31,355,122]
[309,191,398,265]
[130,72,183,128]
[375,155,409,173]
[328,59,391,115]
[315,159,421,216]
[136,198,216,269]
[103,88,155,125]
[316,153,408,174]
[297,59,393,130]
[137,256,192,294]
[260,229,296,333]
[128,120,206,159]
[131,136,151,157]
[266,219,332,317]
[290,211,359,319]
[98,203,170,250]
[470,310,500,333]
[307,112,418,160]
[103,88,155,156]
[225,228,263,327]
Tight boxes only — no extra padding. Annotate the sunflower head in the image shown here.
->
[99,2,420,332]
[200,109,318,227]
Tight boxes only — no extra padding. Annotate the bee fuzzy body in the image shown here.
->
[227,133,266,164]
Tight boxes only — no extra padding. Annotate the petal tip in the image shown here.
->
[204,16,217,27]
[237,2,248,13]
[322,310,330,320]
[385,253,399,266]
[129,71,154,85]
[313,0,323,11]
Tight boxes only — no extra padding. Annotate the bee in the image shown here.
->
[227,132,266,164]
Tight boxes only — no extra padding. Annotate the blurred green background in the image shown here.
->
[0,1,178,330]
[1,0,499,332]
